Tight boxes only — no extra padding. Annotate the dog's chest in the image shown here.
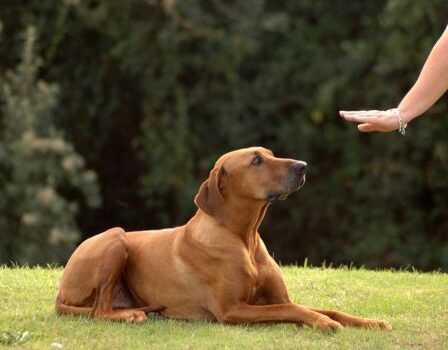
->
[243,257,264,302]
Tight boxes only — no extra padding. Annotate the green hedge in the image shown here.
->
[1,0,447,270]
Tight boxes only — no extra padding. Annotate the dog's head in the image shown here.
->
[195,147,307,221]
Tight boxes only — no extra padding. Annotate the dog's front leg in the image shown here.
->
[307,307,392,330]
[218,303,343,331]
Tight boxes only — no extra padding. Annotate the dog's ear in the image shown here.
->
[194,166,226,222]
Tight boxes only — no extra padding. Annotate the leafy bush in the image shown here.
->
[0,1,447,270]
[0,26,100,265]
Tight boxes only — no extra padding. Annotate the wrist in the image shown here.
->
[388,108,407,135]
[396,106,417,124]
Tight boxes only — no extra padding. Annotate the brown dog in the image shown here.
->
[56,147,391,331]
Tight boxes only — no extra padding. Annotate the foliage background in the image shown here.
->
[0,0,447,270]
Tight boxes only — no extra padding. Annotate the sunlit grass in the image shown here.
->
[1,266,447,349]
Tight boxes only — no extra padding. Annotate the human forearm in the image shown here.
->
[398,26,448,123]
[340,26,448,134]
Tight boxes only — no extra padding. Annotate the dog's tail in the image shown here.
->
[55,293,163,318]
[55,293,93,316]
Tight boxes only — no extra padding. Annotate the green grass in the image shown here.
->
[1,266,447,349]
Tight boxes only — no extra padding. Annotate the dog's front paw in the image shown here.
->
[314,316,344,332]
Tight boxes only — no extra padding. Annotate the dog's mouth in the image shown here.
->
[266,193,289,203]
[266,176,306,203]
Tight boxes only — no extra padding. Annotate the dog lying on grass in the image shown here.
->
[56,147,391,331]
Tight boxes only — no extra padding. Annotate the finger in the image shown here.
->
[342,115,378,124]
[358,123,378,132]
[340,110,367,113]
[340,110,365,117]
[340,109,383,113]
[340,110,370,115]
[340,110,382,117]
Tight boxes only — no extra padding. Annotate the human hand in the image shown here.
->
[339,110,401,133]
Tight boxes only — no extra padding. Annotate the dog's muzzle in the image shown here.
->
[266,161,307,203]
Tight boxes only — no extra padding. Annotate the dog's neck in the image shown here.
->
[219,196,269,252]
[191,195,269,254]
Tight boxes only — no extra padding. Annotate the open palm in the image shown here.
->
[339,110,400,133]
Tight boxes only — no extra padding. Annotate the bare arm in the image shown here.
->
[399,25,448,122]
[340,25,448,133]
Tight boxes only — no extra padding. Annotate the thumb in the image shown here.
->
[358,123,376,133]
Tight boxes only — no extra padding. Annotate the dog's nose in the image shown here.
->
[292,161,307,174]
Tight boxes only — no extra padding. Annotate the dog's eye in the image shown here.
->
[252,155,263,166]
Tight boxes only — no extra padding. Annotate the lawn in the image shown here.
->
[0,266,447,349]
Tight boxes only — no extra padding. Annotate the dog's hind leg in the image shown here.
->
[55,227,160,322]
